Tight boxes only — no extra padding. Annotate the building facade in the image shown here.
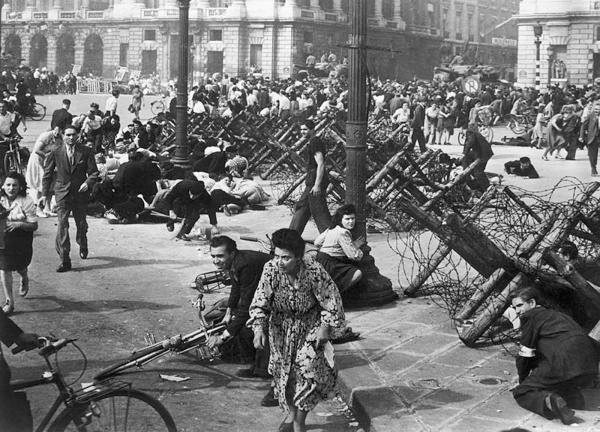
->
[439,0,518,69]
[1,0,517,82]
[516,0,600,87]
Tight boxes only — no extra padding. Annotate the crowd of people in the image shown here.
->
[0,65,600,431]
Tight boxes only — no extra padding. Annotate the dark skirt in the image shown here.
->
[316,252,359,293]
[0,229,33,271]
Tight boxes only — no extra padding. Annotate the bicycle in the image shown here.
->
[150,97,168,115]
[1,135,24,175]
[24,101,47,121]
[94,289,226,382]
[504,111,535,135]
[9,336,177,431]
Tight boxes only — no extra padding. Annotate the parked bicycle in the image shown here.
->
[1,135,25,175]
[9,336,177,431]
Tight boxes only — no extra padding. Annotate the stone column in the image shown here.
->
[53,0,62,8]
[310,0,320,9]
[374,0,383,23]
[393,0,405,29]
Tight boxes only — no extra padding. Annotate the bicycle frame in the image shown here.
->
[10,359,122,432]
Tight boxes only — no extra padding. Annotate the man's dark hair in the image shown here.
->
[62,99,71,105]
[512,286,541,304]
[519,157,531,164]
[209,235,238,254]
[271,228,305,258]
[64,125,78,135]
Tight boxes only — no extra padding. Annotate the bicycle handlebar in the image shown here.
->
[11,337,77,356]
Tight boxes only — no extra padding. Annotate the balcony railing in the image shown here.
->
[59,11,77,19]
[204,8,227,17]
[87,11,104,19]
[32,12,49,20]
[142,9,159,18]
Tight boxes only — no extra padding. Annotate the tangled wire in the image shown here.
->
[388,177,600,350]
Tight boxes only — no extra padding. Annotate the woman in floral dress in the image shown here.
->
[249,228,345,432]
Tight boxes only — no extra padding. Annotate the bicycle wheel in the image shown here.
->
[49,388,177,432]
[4,152,21,175]
[30,103,46,121]
[151,101,165,115]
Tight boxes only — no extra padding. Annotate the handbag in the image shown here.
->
[127,104,135,113]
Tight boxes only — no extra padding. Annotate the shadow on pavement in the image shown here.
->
[65,255,198,271]
[23,295,180,313]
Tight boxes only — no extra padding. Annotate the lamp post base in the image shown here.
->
[342,246,399,308]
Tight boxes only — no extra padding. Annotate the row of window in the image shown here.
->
[143,29,222,42]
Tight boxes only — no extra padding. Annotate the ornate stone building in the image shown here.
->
[0,0,517,82]
[439,0,518,68]
[516,0,600,87]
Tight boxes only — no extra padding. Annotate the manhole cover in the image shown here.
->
[476,377,503,386]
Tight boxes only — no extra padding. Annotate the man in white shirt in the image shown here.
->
[0,101,15,139]
[104,89,120,116]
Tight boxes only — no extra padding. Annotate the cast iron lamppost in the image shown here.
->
[172,0,191,169]
[533,22,543,91]
[345,0,397,306]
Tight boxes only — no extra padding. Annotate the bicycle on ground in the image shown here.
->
[9,336,177,431]
[94,287,227,382]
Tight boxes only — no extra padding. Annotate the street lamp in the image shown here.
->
[533,22,543,91]
[172,0,191,169]
[344,0,397,307]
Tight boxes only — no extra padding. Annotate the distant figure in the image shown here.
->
[504,157,540,178]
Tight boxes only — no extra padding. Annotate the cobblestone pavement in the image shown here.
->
[10,94,600,431]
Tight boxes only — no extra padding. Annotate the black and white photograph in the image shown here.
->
[1,0,600,431]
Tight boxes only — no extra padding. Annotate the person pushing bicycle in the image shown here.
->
[0,308,40,432]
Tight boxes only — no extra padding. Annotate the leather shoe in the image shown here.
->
[79,247,88,259]
[547,393,575,425]
[261,387,278,407]
[56,262,72,273]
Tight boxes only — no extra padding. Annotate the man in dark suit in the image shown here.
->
[410,97,427,153]
[50,98,73,130]
[1,309,39,431]
[207,235,277,406]
[463,129,494,191]
[579,102,600,176]
[42,126,99,272]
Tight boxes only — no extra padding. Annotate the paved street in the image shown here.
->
[7,93,600,431]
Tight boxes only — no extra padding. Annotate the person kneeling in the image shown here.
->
[511,287,600,425]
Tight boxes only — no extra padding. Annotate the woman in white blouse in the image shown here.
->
[313,204,365,293]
